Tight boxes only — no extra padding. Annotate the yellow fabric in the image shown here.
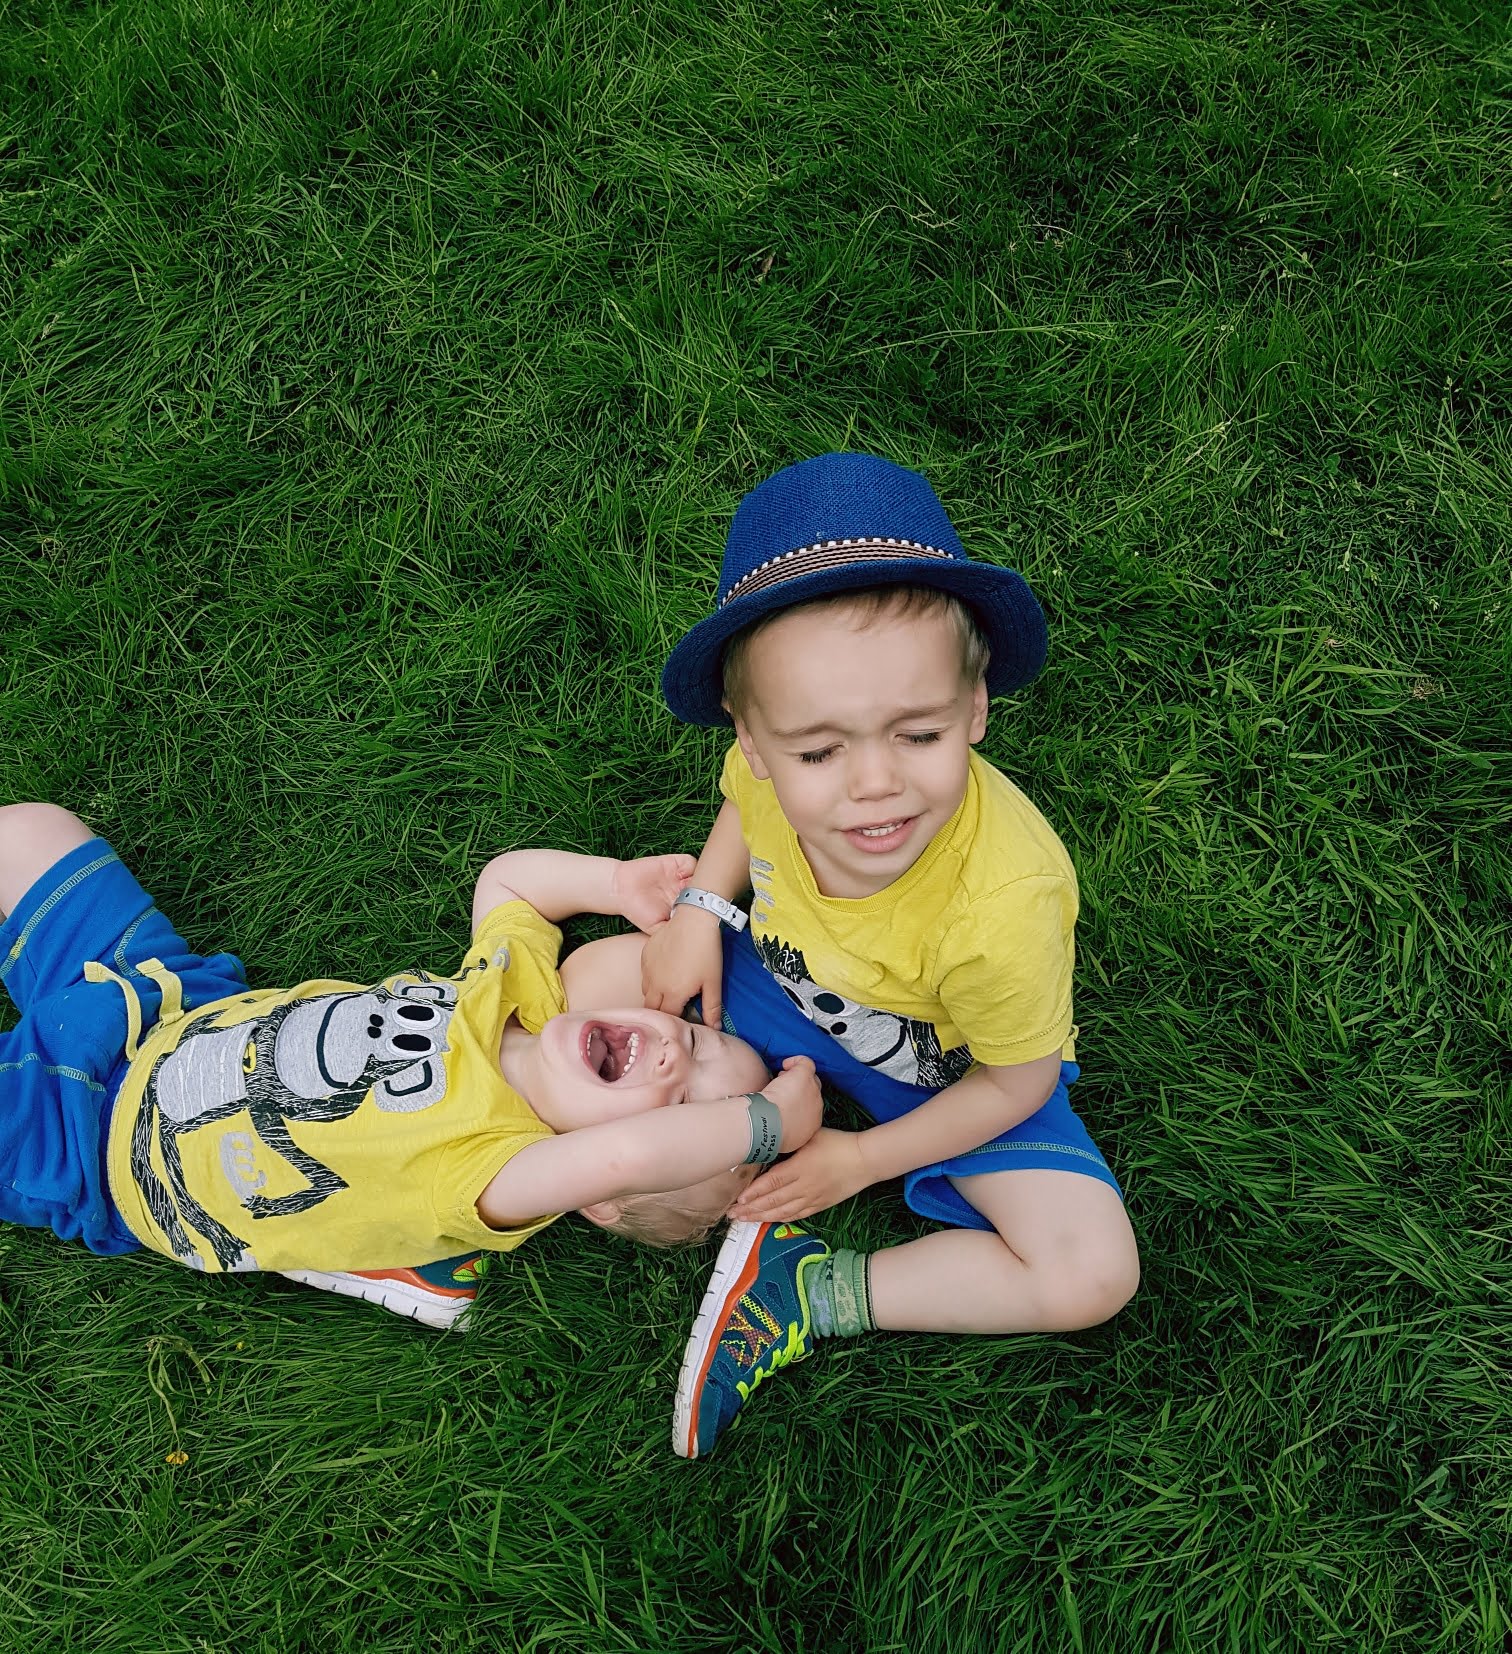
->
[105,901,567,1274]
[721,744,1078,1077]
[138,957,184,1024]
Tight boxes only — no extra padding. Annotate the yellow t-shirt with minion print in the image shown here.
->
[106,901,566,1274]
[721,744,1078,1086]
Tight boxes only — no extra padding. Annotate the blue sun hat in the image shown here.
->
[660,452,1048,726]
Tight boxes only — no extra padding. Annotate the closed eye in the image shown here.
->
[904,731,942,745]
[798,745,837,765]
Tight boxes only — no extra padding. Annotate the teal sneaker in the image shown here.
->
[673,1221,830,1459]
[281,1253,487,1332]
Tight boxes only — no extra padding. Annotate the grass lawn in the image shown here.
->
[2,0,1509,1648]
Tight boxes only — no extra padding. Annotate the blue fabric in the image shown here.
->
[0,838,250,1253]
[660,451,1048,726]
[705,926,1121,1232]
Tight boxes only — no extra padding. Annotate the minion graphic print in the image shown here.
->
[106,902,568,1274]
[753,934,973,1090]
[126,975,459,1272]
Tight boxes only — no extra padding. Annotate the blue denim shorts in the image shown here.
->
[709,927,1122,1232]
[0,837,249,1253]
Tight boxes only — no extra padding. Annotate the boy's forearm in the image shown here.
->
[472,849,621,929]
[592,1096,755,1199]
[480,1096,756,1224]
[855,1055,1062,1186]
[689,801,751,903]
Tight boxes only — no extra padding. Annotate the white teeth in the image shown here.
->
[622,1031,640,1077]
[857,821,905,837]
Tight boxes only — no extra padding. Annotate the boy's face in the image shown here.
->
[530,1007,769,1131]
[730,601,988,899]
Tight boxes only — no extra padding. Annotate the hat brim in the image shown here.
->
[661,557,1048,726]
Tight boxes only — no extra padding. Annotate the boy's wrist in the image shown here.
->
[853,1121,900,1188]
[667,897,723,932]
[673,887,748,931]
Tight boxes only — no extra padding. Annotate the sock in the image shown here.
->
[805,1249,875,1340]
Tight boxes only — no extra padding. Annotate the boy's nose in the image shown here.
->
[848,745,902,799]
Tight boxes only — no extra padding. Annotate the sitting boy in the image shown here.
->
[644,452,1141,1457]
[0,804,819,1299]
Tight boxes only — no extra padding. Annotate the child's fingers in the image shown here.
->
[732,1184,805,1222]
[700,965,725,1029]
[642,977,681,1014]
[736,1163,789,1205]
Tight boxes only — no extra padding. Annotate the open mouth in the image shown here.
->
[845,817,916,851]
[581,1022,643,1083]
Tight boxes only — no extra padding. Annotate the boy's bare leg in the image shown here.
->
[867,1168,1139,1334]
[0,803,95,920]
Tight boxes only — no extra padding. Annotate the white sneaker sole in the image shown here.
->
[281,1268,473,1332]
[672,1221,765,1460]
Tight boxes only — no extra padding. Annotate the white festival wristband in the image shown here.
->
[741,1093,784,1165]
[673,886,749,932]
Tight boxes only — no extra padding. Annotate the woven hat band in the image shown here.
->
[721,539,953,607]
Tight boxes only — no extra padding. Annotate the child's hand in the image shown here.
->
[610,853,696,935]
[730,1126,869,1224]
[641,904,726,1027]
[761,1055,822,1155]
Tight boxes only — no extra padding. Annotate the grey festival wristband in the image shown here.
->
[673,886,749,932]
[741,1092,783,1166]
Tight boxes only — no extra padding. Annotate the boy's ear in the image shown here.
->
[730,713,773,781]
[967,678,988,744]
[577,1199,622,1230]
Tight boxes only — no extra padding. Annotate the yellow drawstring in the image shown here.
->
[137,958,184,1024]
[83,956,187,1061]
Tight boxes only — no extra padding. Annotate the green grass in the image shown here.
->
[2,0,1509,1648]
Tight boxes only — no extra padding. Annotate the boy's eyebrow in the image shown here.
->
[770,704,960,741]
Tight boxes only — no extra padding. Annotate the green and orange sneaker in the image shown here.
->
[282,1253,487,1332]
[673,1220,830,1459]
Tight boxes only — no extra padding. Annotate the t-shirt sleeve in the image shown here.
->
[936,875,1078,1067]
[433,1129,562,1252]
[467,899,568,1032]
[719,742,752,809]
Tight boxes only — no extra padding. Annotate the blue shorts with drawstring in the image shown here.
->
[707,927,1122,1233]
[0,838,248,1253]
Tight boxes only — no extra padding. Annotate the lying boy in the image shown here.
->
[644,452,1140,1457]
[0,803,819,1291]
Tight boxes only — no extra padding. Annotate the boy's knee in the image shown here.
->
[0,802,86,844]
[0,803,95,918]
[1072,1245,1140,1327]
[1030,1238,1140,1332]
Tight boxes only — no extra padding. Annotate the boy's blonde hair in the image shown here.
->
[721,584,990,720]
[592,1165,760,1249]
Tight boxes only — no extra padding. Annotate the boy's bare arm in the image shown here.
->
[471,848,694,936]
[731,1052,1063,1224]
[641,800,749,1027]
[476,1056,820,1227]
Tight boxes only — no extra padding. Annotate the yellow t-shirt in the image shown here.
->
[106,901,567,1273]
[721,744,1078,1083]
